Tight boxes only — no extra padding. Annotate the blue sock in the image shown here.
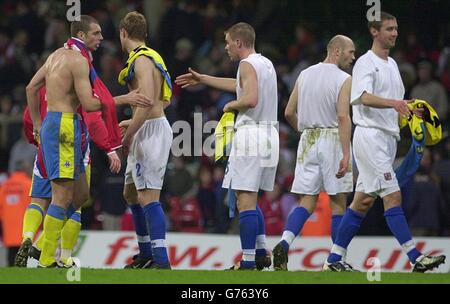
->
[143,202,169,265]
[66,204,76,219]
[331,215,344,243]
[328,208,364,263]
[285,207,310,236]
[255,204,266,257]
[239,210,258,268]
[47,204,66,220]
[129,204,153,259]
[384,206,421,263]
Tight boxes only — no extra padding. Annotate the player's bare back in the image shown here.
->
[128,57,165,119]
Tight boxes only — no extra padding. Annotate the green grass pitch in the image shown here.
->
[0,268,449,284]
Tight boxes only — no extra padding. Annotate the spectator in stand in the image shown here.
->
[410,61,449,121]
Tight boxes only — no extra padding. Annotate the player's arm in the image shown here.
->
[72,56,102,112]
[351,62,410,116]
[285,80,299,132]
[336,77,352,178]
[175,67,236,93]
[223,62,257,112]
[360,93,411,116]
[114,89,153,108]
[122,57,159,153]
[26,64,46,132]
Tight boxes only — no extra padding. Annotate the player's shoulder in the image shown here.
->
[354,52,375,71]
[387,56,399,68]
[134,55,156,71]
[355,51,373,64]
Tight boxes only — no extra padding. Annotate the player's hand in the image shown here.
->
[393,100,412,118]
[336,156,349,179]
[107,151,121,174]
[409,100,425,119]
[119,120,131,138]
[33,128,41,145]
[126,89,153,108]
[223,101,234,113]
[175,67,203,88]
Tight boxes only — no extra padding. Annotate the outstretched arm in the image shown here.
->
[114,89,153,108]
[175,67,236,93]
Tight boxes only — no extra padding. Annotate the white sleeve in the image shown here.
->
[350,59,374,105]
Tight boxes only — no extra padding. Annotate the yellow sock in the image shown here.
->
[60,210,82,265]
[22,203,44,241]
[39,205,66,267]
[35,231,44,251]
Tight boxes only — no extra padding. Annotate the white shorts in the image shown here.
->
[125,117,172,190]
[222,124,279,192]
[291,128,353,195]
[353,126,400,198]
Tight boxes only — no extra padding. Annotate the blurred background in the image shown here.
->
[0,0,449,253]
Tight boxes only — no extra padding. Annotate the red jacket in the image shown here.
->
[24,85,121,156]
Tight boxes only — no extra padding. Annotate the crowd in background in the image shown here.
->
[1,0,450,240]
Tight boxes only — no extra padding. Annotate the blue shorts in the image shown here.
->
[29,171,52,198]
[40,112,84,181]
[30,122,91,198]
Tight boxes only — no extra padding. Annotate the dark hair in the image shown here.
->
[119,11,147,41]
[368,12,396,32]
[70,15,99,37]
[225,22,255,48]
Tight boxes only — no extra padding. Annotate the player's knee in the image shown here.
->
[351,197,374,214]
[123,188,137,204]
[74,190,89,208]
[383,191,402,209]
[330,201,346,215]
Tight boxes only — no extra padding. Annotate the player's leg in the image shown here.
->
[329,193,347,244]
[124,182,153,268]
[56,173,87,266]
[132,118,172,269]
[59,156,91,267]
[15,195,50,267]
[139,189,170,269]
[255,204,271,270]
[235,190,259,270]
[382,191,446,272]
[273,195,317,271]
[273,129,320,270]
[39,178,74,267]
[325,191,375,269]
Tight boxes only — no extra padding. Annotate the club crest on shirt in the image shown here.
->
[384,172,392,181]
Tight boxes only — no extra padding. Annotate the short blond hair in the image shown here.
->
[225,22,255,48]
[119,11,147,41]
